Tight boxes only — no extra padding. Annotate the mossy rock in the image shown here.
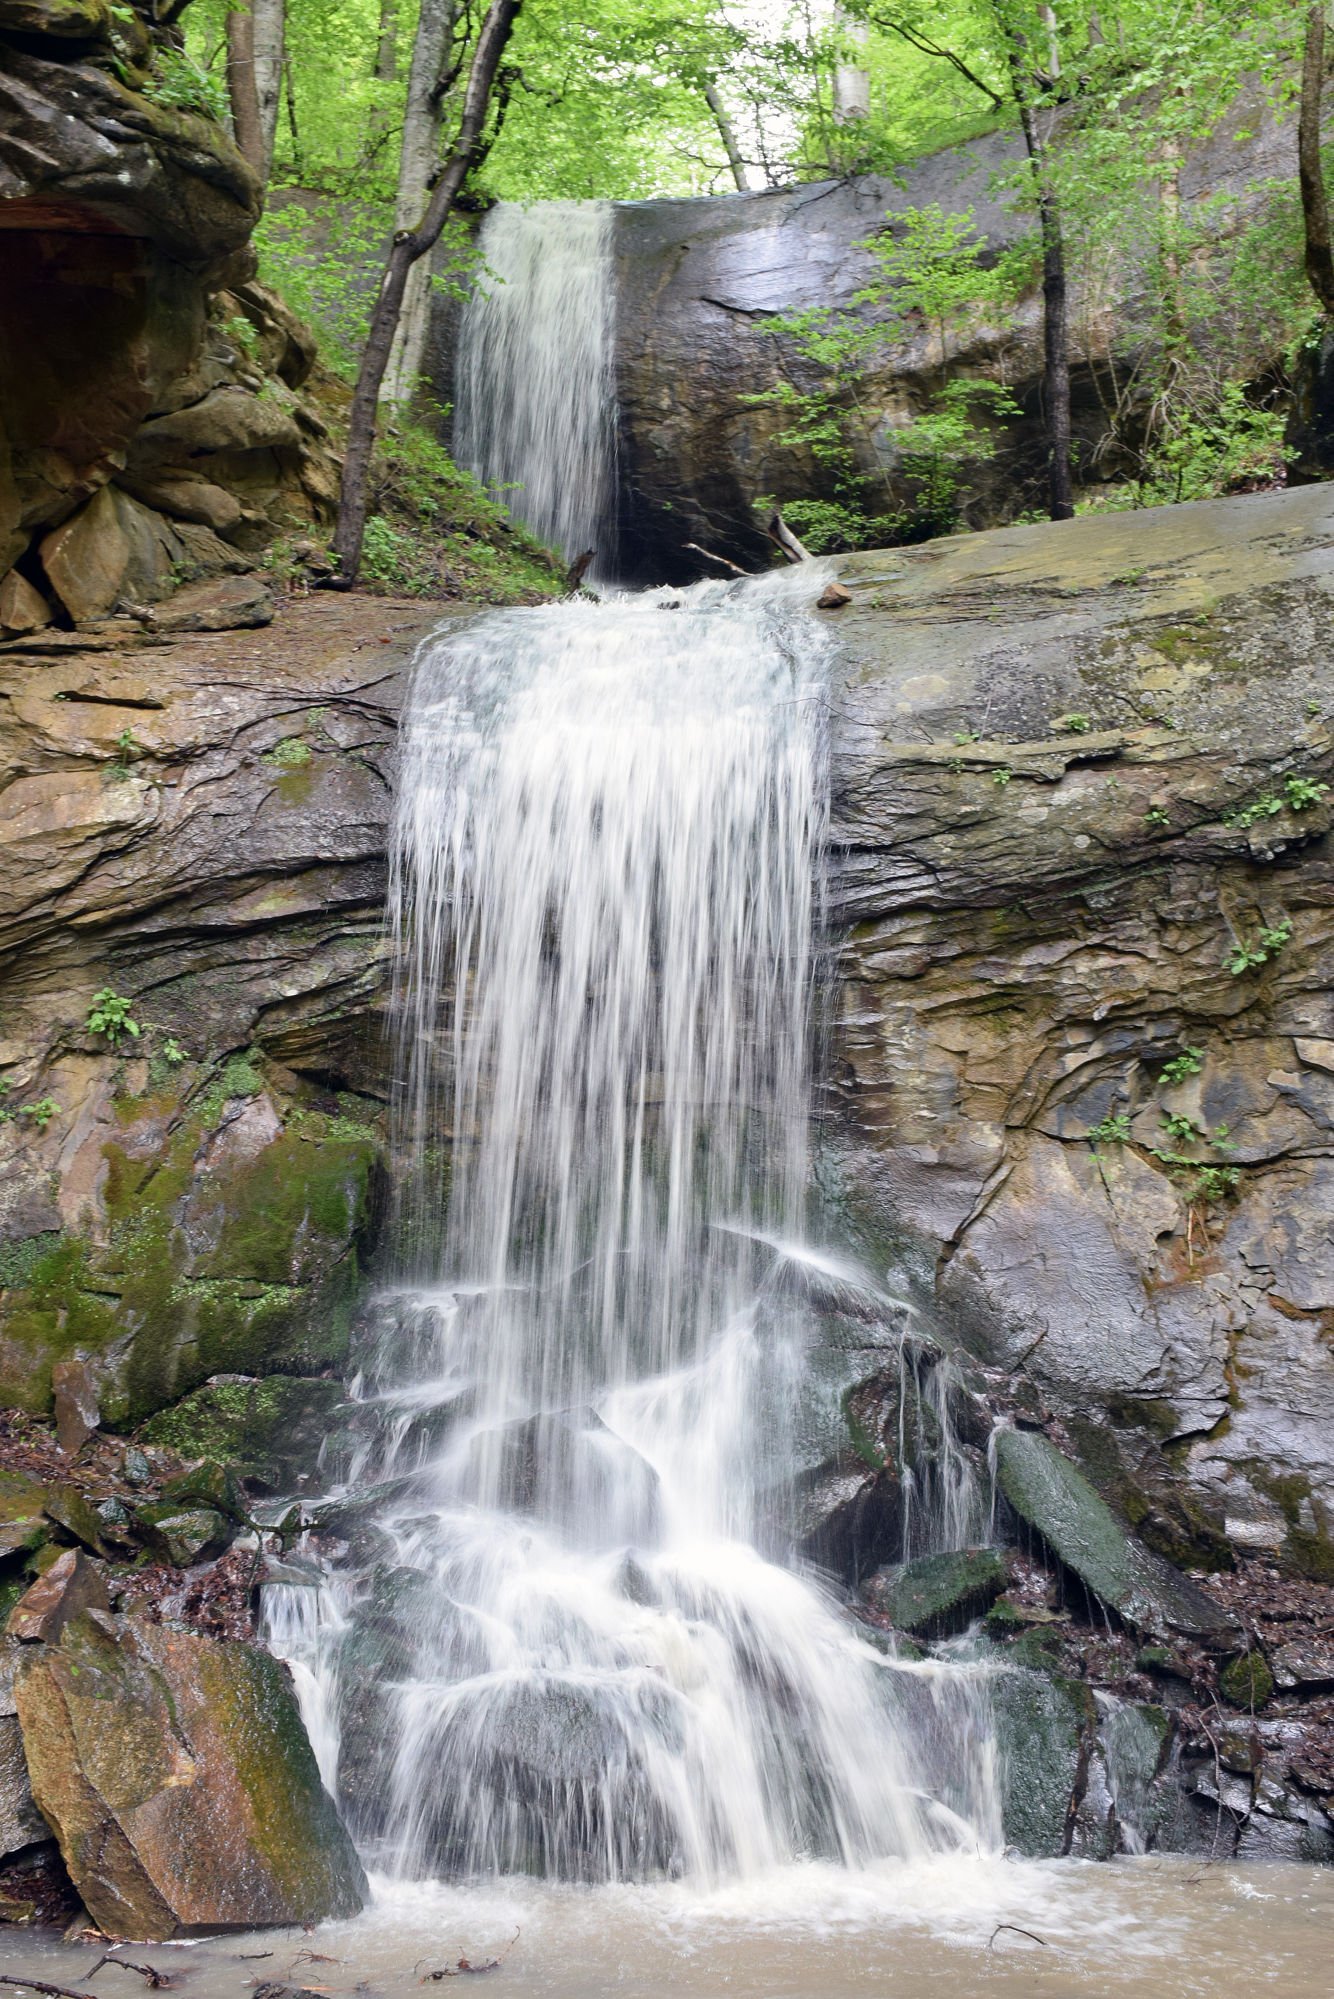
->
[1219,1650,1274,1709]
[141,1375,346,1489]
[863,1546,1007,1637]
[993,1428,1236,1641]
[992,1664,1096,1857]
[0,1100,382,1427]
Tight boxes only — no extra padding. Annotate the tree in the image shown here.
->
[225,0,285,180]
[380,0,460,407]
[332,0,524,584]
[1300,0,1334,315]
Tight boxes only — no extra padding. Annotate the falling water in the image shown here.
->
[267,570,1000,1888]
[454,202,616,565]
[266,196,1002,1895]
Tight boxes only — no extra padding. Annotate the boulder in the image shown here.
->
[862,1546,1007,1637]
[139,1377,348,1490]
[1270,1638,1334,1692]
[7,1549,110,1643]
[14,1610,366,1938]
[0,0,111,40]
[993,1429,1235,1642]
[0,1713,47,1858]
[791,1455,902,1584]
[991,1664,1095,1857]
[150,574,275,633]
[52,1357,99,1454]
[0,569,51,635]
[119,477,246,536]
[131,1504,232,1567]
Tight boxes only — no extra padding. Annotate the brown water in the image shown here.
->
[3,1859,1332,1999]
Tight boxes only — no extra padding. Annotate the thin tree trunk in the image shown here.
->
[375,0,399,81]
[704,80,748,190]
[333,0,523,583]
[225,9,264,173]
[380,0,459,407]
[1006,33,1074,519]
[1301,2,1334,315]
[832,9,871,127]
[283,52,302,174]
[253,0,285,178]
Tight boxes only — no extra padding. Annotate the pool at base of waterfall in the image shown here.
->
[0,1857,1331,1996]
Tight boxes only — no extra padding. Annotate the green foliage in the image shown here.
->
[1144,807,1170,829]
[19,1099,59,1132]
[362,410,563,602]
[263,737,313,770]
[1053,713,1091,735]
[992,766,1012,787]
[146,47,228,123]
[1283,773,1330,811]
[1228,922,1293,976]
[1089,1112,1131,1146]
[87,988,140,1049]
[1158,1047,1203,1088]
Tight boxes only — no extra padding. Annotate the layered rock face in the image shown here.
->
[0,2,335,633]
[823,482,1334,1582]
[0,605,440,1433]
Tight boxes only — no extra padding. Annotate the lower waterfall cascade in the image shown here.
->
[265,564,1003,1888]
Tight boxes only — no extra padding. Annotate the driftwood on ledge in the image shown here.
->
[766,511,814,563]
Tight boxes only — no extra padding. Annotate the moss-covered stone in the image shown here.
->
[992,1665,1096,1857]
[863,1546,1007,1637]
[0,1085,381,1428]
[1219,1650,1274,1709]
[140,1375,346,1488]
[15,1610,365,1937]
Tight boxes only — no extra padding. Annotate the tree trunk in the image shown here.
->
[375,0,399,81]
[333,0,523,584]
[831,10,871,126]
[703,81,748,191]
[225,9,264,174]
[380,0,459,407]
[1006,33,1074,519]
[1301,2,1334,316]
[253,0,285,177]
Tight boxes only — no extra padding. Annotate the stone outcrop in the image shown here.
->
[0,603,440,1430]
[824,481,1334,1582]
[14,1608,366,1936]
[0,3,337,630]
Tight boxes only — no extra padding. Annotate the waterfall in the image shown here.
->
[267,569,1000,1888]
[265,200,1001,1896]
[454,202,616,567]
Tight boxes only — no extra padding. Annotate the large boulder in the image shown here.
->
[14,1609,365,1938]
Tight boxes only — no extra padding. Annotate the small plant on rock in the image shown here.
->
[1089,1112,1132,1146]
[87,988,140,1048]
[1053,713,1092,734]
[992,766,1012,788]
[1158,1046,1203,1088]
[20,1098,59,1131]
[1144,806,1170,829]
[161,1038,187,1067]
[1282,773,1329,811]
[263,737,313,770]
[1228,922,1292,976]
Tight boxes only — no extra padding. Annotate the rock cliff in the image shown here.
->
[823,482,1334,1582]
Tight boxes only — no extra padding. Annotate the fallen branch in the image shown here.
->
[417,1931,520,1980]
[987,1924,1049,1950]
[684,543,750,578]
[86,1964,172,1991]
[565,550,596,591]
[765,511,813,563]
[0,1979,100,1999]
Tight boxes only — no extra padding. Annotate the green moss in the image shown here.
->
[141,1375,345,1486]
[0,1233,63,1291]
[1219,1650,1274,1709]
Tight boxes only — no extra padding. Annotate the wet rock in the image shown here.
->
[131,1504,233,1568]
[991,1664,1095,1857]
[863,1546,1007,1637]
[42,1483,108,1557]
[993,1429,1236,1642]
[1269,1637,1334,1692]
[14,1609,366,1938]
[160,1459,249,1524]
[6,1550,109,1643]
[0,1713,47,1858]
[140,1377,349,1490]
[791,1455,902,1584]
[52,1358,99,1455]
[0,0,111,37]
